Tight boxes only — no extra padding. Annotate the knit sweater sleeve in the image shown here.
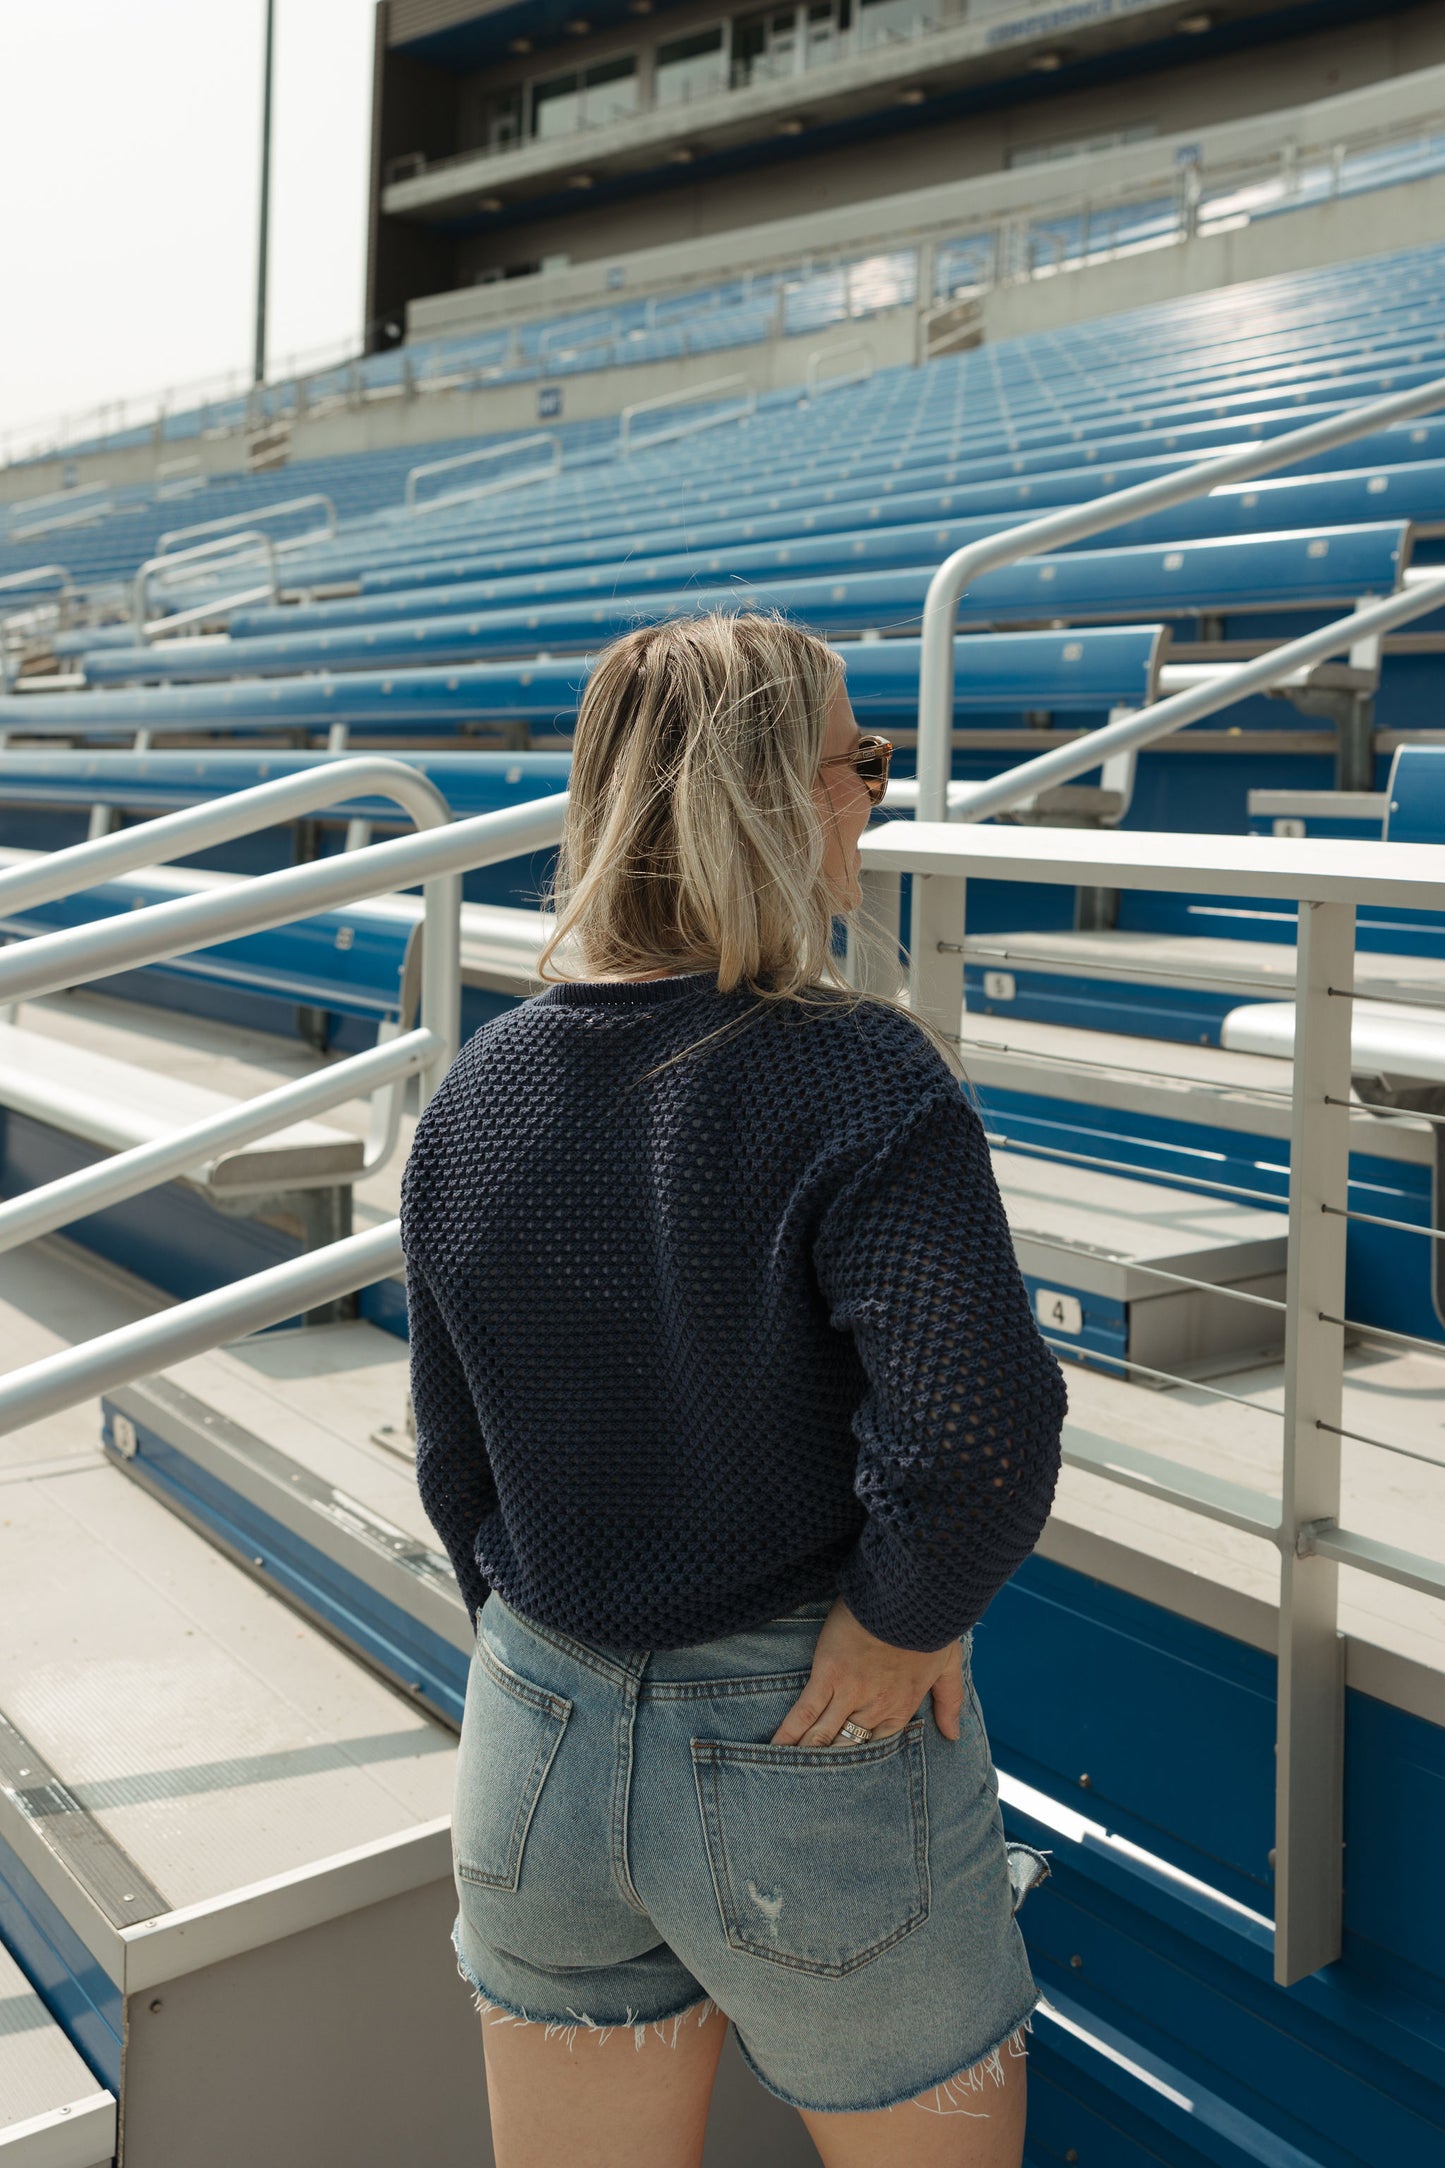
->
[812,1085,1067,1651]
[405,1255,496,1630]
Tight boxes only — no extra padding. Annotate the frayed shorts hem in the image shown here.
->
[731,1994,1039,2117]
[452,1919,718,2042]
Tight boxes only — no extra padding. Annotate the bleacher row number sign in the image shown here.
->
[1034,1289,1083,1336]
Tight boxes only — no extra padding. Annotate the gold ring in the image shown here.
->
[836,1719,873,1744]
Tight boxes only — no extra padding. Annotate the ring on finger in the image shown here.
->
[836,1719,873,1744]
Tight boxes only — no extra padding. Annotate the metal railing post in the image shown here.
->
[1274,898,1353,1985]
[419,868,462,1106]
[911,869,968,1042]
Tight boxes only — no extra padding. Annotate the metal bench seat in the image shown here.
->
[1249,746,1445,842]
[1222,997,1445,1083]
[229,520,1411,643]
[73,618,1170,711]
[963,927,1445,1010]
[0,1020,361,1196]
[0,748,571,823]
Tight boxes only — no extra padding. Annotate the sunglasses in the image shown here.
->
[818,734,894,807]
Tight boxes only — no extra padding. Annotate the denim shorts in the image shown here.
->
[450,1591,1042,2116]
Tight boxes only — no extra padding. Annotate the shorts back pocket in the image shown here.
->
[454,1640,571,1892]
[691,1722,929,1977]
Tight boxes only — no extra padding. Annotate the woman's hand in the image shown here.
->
[770,1597,964,1745]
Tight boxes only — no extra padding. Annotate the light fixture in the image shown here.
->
[1028,48,1064,72]
[779,117,804,135]
[669,146,695,164]
[569,171,595,188]
[628,0,653,12]
[898,87,926,106]
[1176,10,1213,29]
[567,16,591,32]
[508,36,531,53]
[477,195,503,212]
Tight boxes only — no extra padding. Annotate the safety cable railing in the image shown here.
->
[854,813,1445,1988]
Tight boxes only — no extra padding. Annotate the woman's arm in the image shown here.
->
[812,1087,1067,1654]
[405,1257,498,1630]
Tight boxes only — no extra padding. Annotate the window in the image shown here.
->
[531,55,638,141]
[482,88,523,153]
[656,26,728,106]
[732,9,800,88]
[855,0,932,50]
[803,0,849,67]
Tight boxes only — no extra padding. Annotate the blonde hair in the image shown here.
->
[536,610,960,1076]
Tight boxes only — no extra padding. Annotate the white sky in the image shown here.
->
[0,0,379,437]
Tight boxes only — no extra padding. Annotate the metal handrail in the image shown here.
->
[618,374,756,456]
[805,340,874,399]
[0,756,449,914]
[0,756,467,1201]
[0,563,73,599]
[0,775,578,1387]
[157,494,338,554]
[404,435,561,513]
[0,787,566,1012]
[132,530,278,639]
[0,787,573,1410]
[913,369,1445,826]
[0,1221,405,1436]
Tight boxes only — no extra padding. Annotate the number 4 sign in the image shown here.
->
[1034,1288,1083,1336]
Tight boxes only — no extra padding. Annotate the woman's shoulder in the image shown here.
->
[766,988,962,1110]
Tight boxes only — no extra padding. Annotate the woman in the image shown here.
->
[401,612,1066,2168]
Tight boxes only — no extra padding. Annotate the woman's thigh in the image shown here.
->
[480,1997,729,2168]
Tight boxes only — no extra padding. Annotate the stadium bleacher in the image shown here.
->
[8,214,1445,2167]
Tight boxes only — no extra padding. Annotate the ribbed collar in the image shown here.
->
[534,972,722,1008]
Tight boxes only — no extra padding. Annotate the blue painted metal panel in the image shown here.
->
[0,1832,124,2093]
[0,749,572,822]
[100,1403,470,1728]
[1386,744,1445,843]
[981,1558,1445,2166]
[966,959,1251,1047]
[80,602,1167,703]
[1019,1272,1127,1370]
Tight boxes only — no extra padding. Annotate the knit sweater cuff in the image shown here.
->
[835,1552,978,1654]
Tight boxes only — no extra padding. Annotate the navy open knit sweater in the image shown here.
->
[400,972,1065,1652]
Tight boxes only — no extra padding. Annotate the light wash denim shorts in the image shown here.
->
[450,1590,1043,2116]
